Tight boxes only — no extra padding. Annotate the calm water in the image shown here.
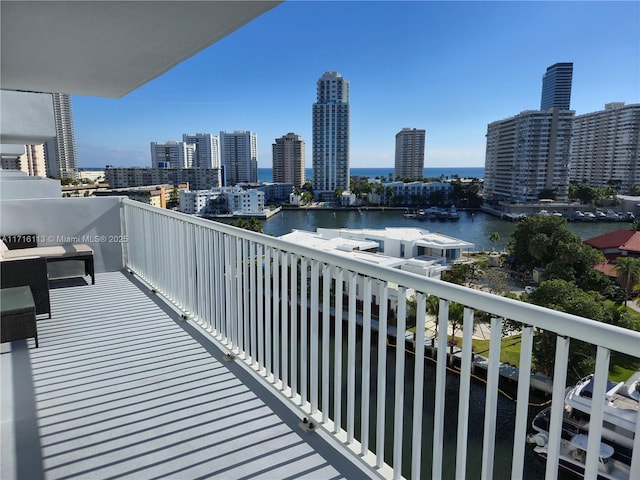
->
[262,209,630,250]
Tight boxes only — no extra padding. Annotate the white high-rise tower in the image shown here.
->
[45,93,77,179]
[220,130,258,185]
[183,133,220,169]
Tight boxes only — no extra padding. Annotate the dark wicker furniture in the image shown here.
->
[1,286,38,348]
[1,234,94,285]
[0,256,51,317]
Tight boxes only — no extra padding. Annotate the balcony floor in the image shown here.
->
[1,271,373,480]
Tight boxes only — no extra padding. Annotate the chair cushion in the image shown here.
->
[2,244,93,259]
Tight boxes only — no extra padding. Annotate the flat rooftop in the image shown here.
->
[1,271,374,480]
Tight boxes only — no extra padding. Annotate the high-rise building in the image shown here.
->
[182,133,220,169]
[150,141,195,169]
[540,62,573,111]
[45,93,78,179]
[272,133,305,187]
[570,102,640,193]
[20,144,47,176]
[483,109,575,204]
[220,130,258,185]
[0,144,46,176]
[394,128,425,180]
[312,71,350,200]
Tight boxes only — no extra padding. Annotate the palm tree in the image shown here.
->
[613,256,640,306]
[489,231,501,253]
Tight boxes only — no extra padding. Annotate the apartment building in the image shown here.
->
[150,141,195,169]
[569,102,640,193]
[183,133,220,169]
[45,93,78,179]
[312,71,350,200]
[220,130,258,185]
[105,167,221,190]
[394,128,426,180]
[272,132,305,187]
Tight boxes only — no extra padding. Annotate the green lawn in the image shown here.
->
[456,330,639,383]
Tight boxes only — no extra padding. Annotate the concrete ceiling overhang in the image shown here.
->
[0,0,281,98]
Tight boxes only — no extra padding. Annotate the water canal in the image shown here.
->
[261,209,631,251]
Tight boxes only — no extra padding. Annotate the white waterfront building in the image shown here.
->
[569,102,640,193]
[279,227,474,311]
[280,227,474,278]
[483,109,574,204]
[367,180,452,205]
[179,186,265,216]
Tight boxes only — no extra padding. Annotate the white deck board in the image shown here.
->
[1,271,374,480]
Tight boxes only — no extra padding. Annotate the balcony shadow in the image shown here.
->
[124,271,376,480]
[5,340,45,480]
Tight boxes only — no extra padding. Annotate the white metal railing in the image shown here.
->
[122,199,640,480]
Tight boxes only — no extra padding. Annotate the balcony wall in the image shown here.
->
[0,197,125,272]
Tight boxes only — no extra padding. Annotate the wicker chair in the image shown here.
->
[0,256,51,318]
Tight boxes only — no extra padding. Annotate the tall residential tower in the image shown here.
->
[484,62,575,204]
[569,102,640,193]
[540,62,573,111]
[182,133,220,169]
[220,130,258,185]
[312,71,350,200]
[150,141,194,169]
[272,133,305,187]
[394,128,425,180]
[45,93,77,179]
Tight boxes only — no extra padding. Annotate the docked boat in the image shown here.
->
[527,372,639,478]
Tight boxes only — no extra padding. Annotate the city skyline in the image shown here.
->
[72,1,639,170]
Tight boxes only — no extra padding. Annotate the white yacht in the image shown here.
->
[527,372,639,478]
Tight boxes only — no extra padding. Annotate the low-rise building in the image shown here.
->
[279,227,474,312]
[179,186,266,216]
[94,184,187,208]
[105,167,221,190]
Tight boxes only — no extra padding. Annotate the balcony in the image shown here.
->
[2,196,640,480]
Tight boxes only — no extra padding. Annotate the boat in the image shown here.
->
[527,431,630,479]
[527,372,639,478]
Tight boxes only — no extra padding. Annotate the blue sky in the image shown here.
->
[73,1,640,170]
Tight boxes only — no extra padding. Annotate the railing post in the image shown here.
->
[455,306,475,479]
[333,268,344,434]
[511,325,534,478]
[281,252,289,392]
[273,251,281,387]
[360,276,372,455]
[347,272,358,444]
[546,335,570,480]
[375,282,388,469]
[411,293,426,479]
[432,298,449,479]
[310,260,320,414]
[392,286,407,479]
[322,264,331,423]
[300,258,308,409]
[481,316,503,480]
[290,253,298,399]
